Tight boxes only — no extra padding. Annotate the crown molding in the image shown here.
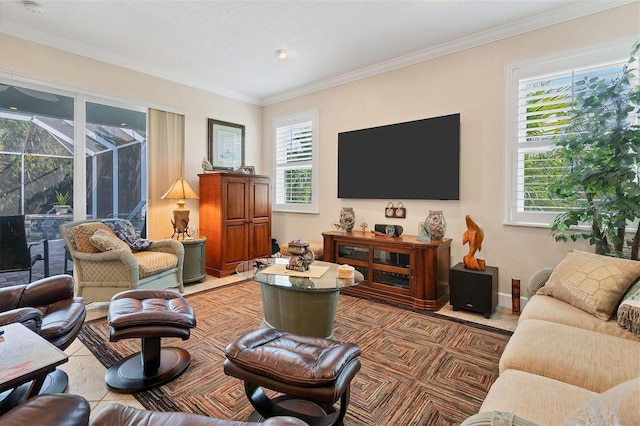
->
[260,0,637,105]
[1,0,636,107]
[0,20,261,105]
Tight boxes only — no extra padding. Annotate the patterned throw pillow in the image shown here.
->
[537,250,640,321]
[617,278,640,336]
[71,222,113,253]
[564,378,640,425]
[89,229,131,252]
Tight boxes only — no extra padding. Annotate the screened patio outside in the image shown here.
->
[0,83,147,241]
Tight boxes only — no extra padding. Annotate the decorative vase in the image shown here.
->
[339,207,355,232]
[425,210,446,240]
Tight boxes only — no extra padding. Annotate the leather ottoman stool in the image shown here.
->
[224,328,361,426]
[105,289,196,393]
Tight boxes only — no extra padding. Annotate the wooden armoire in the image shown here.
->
[198,173,271,277]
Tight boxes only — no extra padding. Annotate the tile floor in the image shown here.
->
[62,274,245,419]
[60,274,519,420]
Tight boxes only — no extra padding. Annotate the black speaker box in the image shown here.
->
[374,224,403,236]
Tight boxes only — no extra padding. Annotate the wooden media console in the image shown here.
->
[322,231,451,311]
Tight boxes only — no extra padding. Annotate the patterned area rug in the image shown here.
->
[79,280,512,425]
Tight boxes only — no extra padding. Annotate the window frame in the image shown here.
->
[272,110,320,214]
[504,39,635,228]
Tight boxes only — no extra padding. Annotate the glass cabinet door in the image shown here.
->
[337,244,369,281]
[372,248,411,290]
[338,244,369,262]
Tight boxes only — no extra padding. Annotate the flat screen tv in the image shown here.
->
[338,113,460,200]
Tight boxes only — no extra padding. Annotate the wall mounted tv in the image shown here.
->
[338,113,460,200]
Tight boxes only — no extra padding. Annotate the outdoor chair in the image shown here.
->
[60,219,184,303]
[0,215,49,283]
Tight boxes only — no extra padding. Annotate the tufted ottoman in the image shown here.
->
[224,328,361,426]
[105,289,196,393]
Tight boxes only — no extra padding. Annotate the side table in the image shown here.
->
[181,237,207,283]
[449,262,498,318]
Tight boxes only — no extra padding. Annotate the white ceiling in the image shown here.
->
[0,0,634,105]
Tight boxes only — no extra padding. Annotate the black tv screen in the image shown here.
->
[338,113,460,200]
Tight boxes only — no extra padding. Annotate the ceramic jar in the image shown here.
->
[339,207,355,232]
[425,210,446,240]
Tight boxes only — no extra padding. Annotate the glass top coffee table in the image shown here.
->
[236,258,363,339]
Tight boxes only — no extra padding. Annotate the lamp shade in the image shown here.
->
[161,178,199,200]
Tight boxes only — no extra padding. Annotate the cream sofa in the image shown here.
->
[463,250,640,426]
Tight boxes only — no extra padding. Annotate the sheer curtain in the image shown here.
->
[148,108,184,238]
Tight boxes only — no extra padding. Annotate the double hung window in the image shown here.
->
[273,110,319,213]
[505,42,634,227]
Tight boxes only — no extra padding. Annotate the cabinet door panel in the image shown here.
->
[224,224,248,263]
[226,181,247,221]
[250,222,271,259]
[252,179,271,220]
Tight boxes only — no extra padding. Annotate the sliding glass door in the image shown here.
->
[0,82,147,239]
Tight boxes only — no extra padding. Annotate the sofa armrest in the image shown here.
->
[149,239,184,257]
[0,284,27,311]
[0,307,43,332]
[461,411,539,426]
[525,267,554,298]
[90,403,308,426]
[19,275,75,307]
[0,393,90,426]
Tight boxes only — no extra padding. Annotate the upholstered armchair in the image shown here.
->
[60,219,184,303]
[0,274,87,394]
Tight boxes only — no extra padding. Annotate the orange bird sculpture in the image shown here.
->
[462,215,485,270]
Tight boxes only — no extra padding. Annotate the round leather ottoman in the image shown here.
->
[224,328,361,426]
[106,289,196,393]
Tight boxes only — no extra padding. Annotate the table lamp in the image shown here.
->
[161,177,199,239]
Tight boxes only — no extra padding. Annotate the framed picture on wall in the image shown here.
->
[208,119,245,170]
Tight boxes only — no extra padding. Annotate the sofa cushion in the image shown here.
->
[133,251,178,278]
[520,295,639,341]
[563,378,640,426]
[90,229,131,252]
[617,278,640,337]
[537,250,640,321]
[71,222,113,253]
[480,369,596,426]
[499,319,640,393]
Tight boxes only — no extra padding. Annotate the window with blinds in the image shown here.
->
[505,42,632,226]
[273,110,319,213]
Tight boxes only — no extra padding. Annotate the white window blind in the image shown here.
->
[273,110,319,213]
[505,42,633,226]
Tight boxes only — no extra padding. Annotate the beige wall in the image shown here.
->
[262,3,640,305]
[0,33,262,239]
[1,3,638,305]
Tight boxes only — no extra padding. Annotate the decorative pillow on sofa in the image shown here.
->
[537,250,640,321]
[89,229,131,252]
[71,222,114,253]
[563,378,640,425]
[617,278,640,336]
[102,218,152,251]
